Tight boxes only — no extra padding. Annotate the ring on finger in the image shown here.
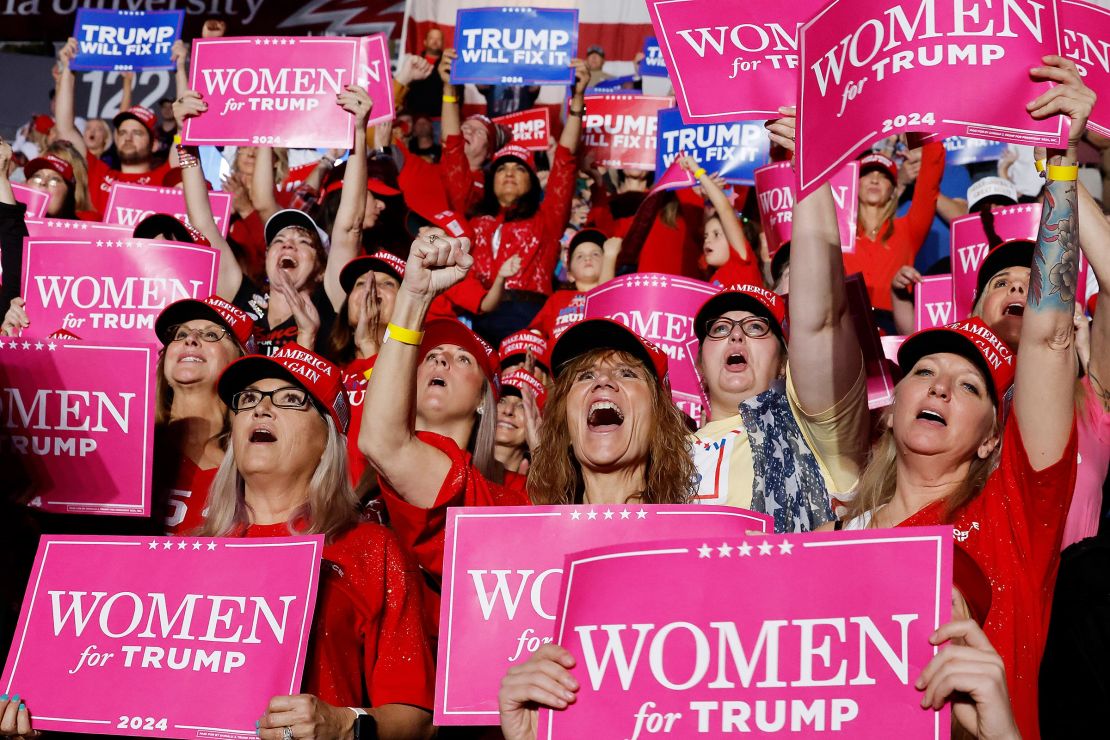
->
[282,726,294,740]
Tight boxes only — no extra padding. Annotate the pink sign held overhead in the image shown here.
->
[11,183,49,219]
[0,339,155,516]
[914,274,955,330]
[1061,0,1110,137]
[796,0,1066,198]
[538,527,953,739]
[184,36,377,148]
[582,273,718,423]
[1,534,323,739]
[105,183,233,237]
[357,33,396,127]
[646,2,822,123]
[581,95,674,171]
[21,237,219,345]
[25,218,137,242]
[436,504,772,725]
[494,107,550,150]
[950,203,1041,319]
[754,160,859,254]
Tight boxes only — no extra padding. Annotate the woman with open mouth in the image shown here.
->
[172,84,375,357]
[199,343,434,740]
[152,295,255,535]
[690,106,871,534]
[359,230,528,640]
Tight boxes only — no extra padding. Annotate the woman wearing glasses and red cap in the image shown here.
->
[359,231,528,638]
[201,344,434,740]
[153,295,255,535]
[828,57,1090,740]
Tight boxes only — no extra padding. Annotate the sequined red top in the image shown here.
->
[380,431,530,637]
[899,417,1078,740]
[243,521,435,710]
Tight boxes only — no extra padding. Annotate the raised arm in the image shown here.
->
[558,60,588,154]
[172,39,189,99]
[0,139,15,205]
[439,49,461,139]
[680,155,751,260]
[53,38,88,157]
[1015,56,1092,469]
[323,85,372,311]
[118,71,133,113]
[250,146,281,223]
[766,107,862,413]
[1078,181,1110,410]
[173,92,242,300]
[358,231,474,508]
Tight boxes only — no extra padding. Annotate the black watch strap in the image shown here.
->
[353,713,378,740]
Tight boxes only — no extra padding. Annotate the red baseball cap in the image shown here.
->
[492,144,536,172]
[859,152,897,183]
[405,207,473,240]
[156,295,256,351]
[367,178,401,197]
[694,284,788,343]
[113,105,157,135]
[465,113,510,152]
[419,319,500,390]
[32,115,54,134]
[897,317,1015,407]
[47,328,82,341]
[218,343,350,433]
[339,251,406,294]
[24,154,74,185]
[500,368,548,410]
[499,330,550,372]
[551,318,669,385]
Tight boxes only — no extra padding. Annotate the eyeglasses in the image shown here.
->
[705,316,772,340]
[168,324,229,343]
[230,386,310,413]
[29,174,65,189]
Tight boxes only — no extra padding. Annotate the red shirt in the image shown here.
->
[440,133,486,215]
[85,151,173,215]
[467,145,577,295]
[709,244,764,288]
[899,418,1078,740]
[160,455,214,536]
[842,142,945,311]
[343,357,376,486]
[528,289,584,340]
[380,431,529,636]
[244,521,435,710]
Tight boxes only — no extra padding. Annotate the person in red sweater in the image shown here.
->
[359,230,528,638]
[826,56,1091,740]
[843,142,945,314]
[200,344,434,738]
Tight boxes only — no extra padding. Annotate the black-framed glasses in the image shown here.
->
[705,316,772,340]
[231,386,310,413]
[169,324,230,343]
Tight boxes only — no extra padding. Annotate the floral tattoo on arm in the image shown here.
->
[1029,181,1079,311]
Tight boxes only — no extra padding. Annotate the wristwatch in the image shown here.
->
[352,712,378,740]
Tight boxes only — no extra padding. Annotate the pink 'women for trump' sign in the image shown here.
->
[25,218,136,241]
[796,0,1066,198]
[539,527,953,739]
[0,339,155,516]
[582,273,719,424]
[1061,0,1110,137]
[20,237,218,345]
[950,203,1041,318]
[184,35,392,148]
[914,274,955,330]
[436,505,771,725]
[104,182,233,237]
[11,183,49,219]
[646,1,823,123]
[754,161,859,254]
[0,535,323,738]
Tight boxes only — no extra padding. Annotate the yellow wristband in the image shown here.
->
[173,134,182,145]
[363,367,373,381]
[1046,164,1079,181]
[385,322,425,346]
[442,94,458,104]
[693,167,706,179]
[1034,158,1046,173]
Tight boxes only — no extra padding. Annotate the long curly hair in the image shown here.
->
[527,349,696,505]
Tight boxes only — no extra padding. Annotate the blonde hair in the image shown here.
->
[527,349,696,505]
[46,141,93,213]
[844,405,1000,524]
[198,415,358,541]
[857,193,897,244]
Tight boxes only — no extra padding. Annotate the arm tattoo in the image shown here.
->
[1029,180,1079,311]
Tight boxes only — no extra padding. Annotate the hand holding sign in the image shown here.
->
[499,644,579,740]
[1026,55,1096,150]
[0,695,34,737]
[258,694,352,740]
[763,105,797,152]
[336,83,373,128]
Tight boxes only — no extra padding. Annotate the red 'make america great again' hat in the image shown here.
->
[897,317,1015,408]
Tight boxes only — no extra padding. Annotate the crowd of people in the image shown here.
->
[0,16,1108,740]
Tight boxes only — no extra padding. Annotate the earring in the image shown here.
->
[476,406,484,415]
